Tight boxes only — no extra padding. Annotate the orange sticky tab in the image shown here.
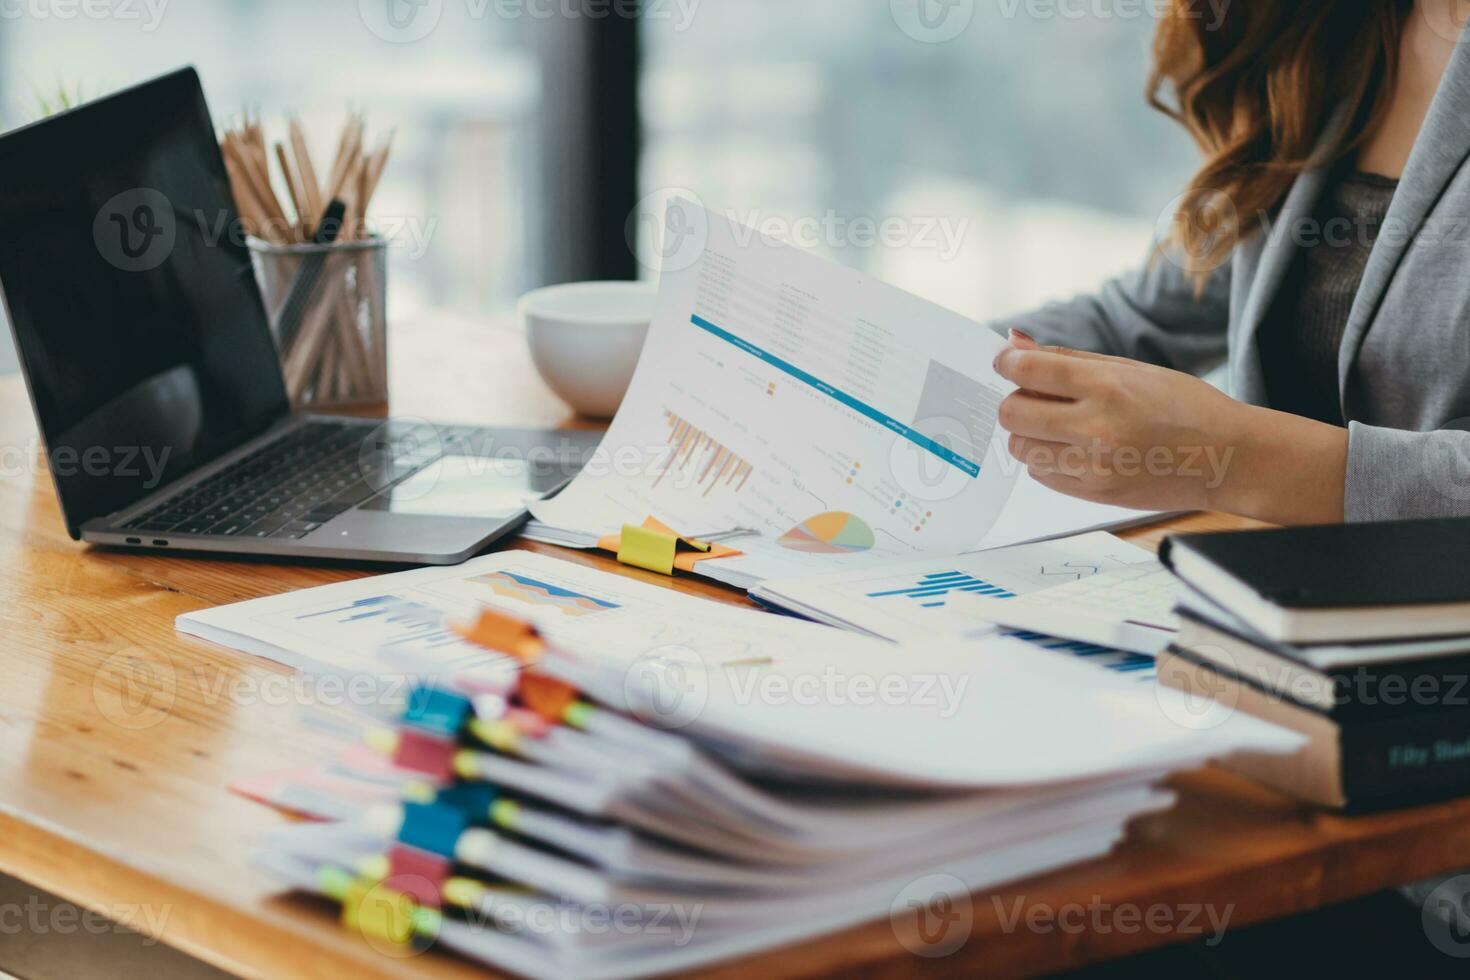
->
[673,539,742,572]
[455,609,544,663]
[646,516,743,570]
[518,673,580,722]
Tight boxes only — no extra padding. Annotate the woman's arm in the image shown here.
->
[993,332,1350,525]
[996,238,1233,374]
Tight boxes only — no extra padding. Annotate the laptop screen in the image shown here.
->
[0,68,289,537]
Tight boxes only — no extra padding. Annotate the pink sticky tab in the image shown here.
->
[393,729,458,781]
[506,707,553,739]
[386,845,451,909]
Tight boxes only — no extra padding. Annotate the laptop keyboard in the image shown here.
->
[121,421,434,540]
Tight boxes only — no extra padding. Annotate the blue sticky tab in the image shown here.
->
[434,782,498,819]
[398,802,470,859]
[403,687,473,738]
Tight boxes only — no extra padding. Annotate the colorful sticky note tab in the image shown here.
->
[616,522,684,575]
[398,802,471,859]
[403,687,473,738]
[455,609,544,663]
[517,673,580,724]
[342,879,418,947]
[386,844,453,909]
[393,729,459,782]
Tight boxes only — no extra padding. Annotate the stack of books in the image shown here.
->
[250,607,1297,978]
[1158,519,1470,811]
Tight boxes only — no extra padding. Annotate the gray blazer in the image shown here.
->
[1004,38,1470,523]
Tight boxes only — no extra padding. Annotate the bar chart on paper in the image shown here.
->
[867,571,1016,608]
[295,596,464,649]
[654,410,755,497]
[751,533,1160,678]
[270,594,493,671]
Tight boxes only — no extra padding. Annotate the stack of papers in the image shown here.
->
[524,201,1162,587]
[180,552,1301,978]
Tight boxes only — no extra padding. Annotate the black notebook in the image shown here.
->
[1160,519,1470,643]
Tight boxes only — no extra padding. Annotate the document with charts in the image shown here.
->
[530,202,1158,572]
[530,200,1022,556]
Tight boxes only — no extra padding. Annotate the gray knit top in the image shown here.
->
[1261,169,1401,426]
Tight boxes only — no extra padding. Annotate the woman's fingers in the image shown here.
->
[993,347,1110,399]
[997,390,1092,442]
[1007,435,1091,477]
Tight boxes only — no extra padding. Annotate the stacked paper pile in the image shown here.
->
[253,609,1300,979]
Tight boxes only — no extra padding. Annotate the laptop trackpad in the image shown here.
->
[360,454,559,521]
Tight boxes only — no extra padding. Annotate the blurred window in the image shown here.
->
[640,1,1197,322]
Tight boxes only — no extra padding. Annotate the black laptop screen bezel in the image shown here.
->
[0,67,291,538]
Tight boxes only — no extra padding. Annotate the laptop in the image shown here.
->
[0,67,603,565]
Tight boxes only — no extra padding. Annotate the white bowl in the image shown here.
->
[519,281,657,419]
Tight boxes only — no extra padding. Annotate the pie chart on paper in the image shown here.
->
[778,512,877,555]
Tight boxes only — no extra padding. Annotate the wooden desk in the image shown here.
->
[2,313,1469,980]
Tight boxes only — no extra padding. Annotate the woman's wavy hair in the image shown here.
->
[1149,0,1415,283]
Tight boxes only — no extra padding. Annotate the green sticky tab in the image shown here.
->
[617,524,680,575]
[318,865,355,902]
[411,905,443,940]
[564,700,593,730]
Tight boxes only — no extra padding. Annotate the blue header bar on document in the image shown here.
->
[689,314,983,478]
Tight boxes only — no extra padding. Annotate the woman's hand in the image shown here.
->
[993,330,1350,524]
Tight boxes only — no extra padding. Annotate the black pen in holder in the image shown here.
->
[249,203,388,408]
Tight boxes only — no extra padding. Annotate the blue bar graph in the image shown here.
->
[297,595,464,651]
[866,571,1016,608]
[1010,630,1156,679]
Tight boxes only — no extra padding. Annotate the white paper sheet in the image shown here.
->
[531,200,1020,556]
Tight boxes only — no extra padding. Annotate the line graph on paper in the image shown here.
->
[652,409,755,496]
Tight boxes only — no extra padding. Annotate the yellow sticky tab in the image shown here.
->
[491,798,521,829]
[342,879,417,947]
[442,877,485,910]
[617,523,682,575]
[470,718,519,754]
